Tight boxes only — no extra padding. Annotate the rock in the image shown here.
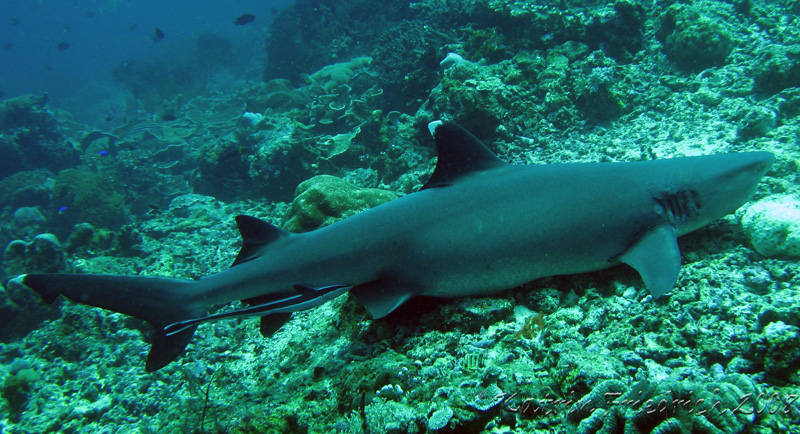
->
[440,52,465,69]
[13,207,46,227]
[741,196,800,257]
[3,234,65,277]
[65,222,95,251]
[658,5,734,71]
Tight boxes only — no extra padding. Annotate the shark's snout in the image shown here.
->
[680,151,774,235]
[744,151,775,177]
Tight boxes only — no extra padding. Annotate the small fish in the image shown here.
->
[2,43,12,51]
[56,41,70,51]
[162,114,177,121]
[129,24,137,32]
[57,206,68,215]
[98,150,109,157]
[234,14,255,25]
[10,18,21,25]
[217,146,247,163]
[152,27,164,43]
[116,122,163,138]
[86,10,94,18]
[270,8,278,15]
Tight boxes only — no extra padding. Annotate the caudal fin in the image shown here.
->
[22,273,201,371]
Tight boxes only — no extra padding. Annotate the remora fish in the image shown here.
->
[20,121,774,371]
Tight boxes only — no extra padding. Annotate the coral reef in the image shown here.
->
[3,234,65,276]
[371,20,453,111]
[2,0,800,432]
[753,45,800,95]
[264,0,412,83]
[0,94,79,179]
[566,374,760,434]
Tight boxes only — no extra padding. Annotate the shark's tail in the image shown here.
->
[21,273,202,372]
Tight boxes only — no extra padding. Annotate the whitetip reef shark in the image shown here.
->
[19,121,773,371]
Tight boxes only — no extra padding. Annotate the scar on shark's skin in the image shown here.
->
[18,121,774,371]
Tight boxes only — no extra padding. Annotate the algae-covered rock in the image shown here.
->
[64,222,95,251]
[751,321,800,379]
[741,196,800,257]
[281,175,397,233]
[658,5,734,71]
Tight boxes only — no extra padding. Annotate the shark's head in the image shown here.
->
[663,151,774,236]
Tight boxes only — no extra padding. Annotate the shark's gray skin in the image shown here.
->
[20,121,774,371]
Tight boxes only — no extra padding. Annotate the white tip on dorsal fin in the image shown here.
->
[427,120,443,137]
[619,225,681,299]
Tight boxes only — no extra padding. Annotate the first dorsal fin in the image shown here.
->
[422,121,507,190]
[232,215,291,267]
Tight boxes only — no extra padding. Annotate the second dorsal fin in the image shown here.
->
[422,121,507,190]
[231,215,292,266]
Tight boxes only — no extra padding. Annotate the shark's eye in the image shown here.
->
[655,190,701,225]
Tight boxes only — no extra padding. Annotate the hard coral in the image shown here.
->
[281,175,397,233]
[567,375,760,434]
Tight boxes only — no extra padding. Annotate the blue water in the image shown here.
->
[0,0,291,120]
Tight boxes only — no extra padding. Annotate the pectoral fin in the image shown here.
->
[350,280,417,319]
[618,225,681,299]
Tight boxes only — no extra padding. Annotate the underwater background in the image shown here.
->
[0,0,799,432]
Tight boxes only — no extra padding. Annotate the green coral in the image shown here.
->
[52,167,129,230]
[281,175,397,232]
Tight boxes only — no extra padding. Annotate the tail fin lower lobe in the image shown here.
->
[22,273,201,372]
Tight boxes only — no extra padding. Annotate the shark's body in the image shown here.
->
[21,122,774,371]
